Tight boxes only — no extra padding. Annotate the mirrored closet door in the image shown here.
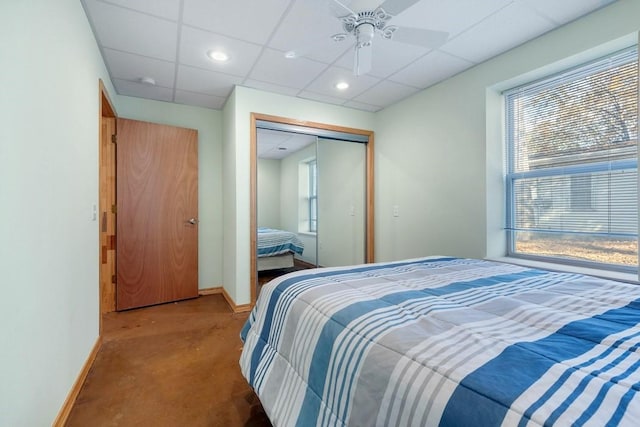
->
[316,138,366,268]
[252,117,373,303]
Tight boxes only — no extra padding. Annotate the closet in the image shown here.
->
[251,115,374,303]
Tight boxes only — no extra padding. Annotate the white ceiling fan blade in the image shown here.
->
[328,0,358,17]
[285,34,348,59]
[378,0,421,16]
[390,27,449,48]
[354,43,372,76]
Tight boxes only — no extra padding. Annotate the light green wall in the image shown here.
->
[374,0,640,263]
[0,0,115,424]
[222,90,238,300]
[257,158,281,228]
[115,96,223,289]
[225,86,375,304]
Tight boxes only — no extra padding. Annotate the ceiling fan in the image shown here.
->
[285,0,449,76]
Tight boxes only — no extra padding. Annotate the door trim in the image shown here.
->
[250,113,375,305]
[98,79,117,332]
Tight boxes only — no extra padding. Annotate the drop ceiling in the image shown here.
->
[81,0,617,112]
[257,128,316,160]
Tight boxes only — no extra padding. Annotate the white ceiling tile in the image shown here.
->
[304,66,380,99]
[176,65,243,97]
[520,0,618,26]
[103,48,176,88]
[342,0,385,11]
[389,50,473,89]
[242,80,301,97]
[97,0,181,21]
[85,0,178,61]
[392,0,513,38]
[182,0,291,45]
[113,78,174,102]
[354,80,420,106]
[174,90,227,109]
[249,49,328,90]
[268,0,351,64]
[439,2,556,64]
[179,26,262,76]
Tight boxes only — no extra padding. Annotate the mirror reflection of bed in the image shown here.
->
[256,129,317,293]
[256,227,315,287]
[256,124,367,297]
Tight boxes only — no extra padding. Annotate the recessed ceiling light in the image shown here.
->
[207,50,229,62]
[336,81,349,90]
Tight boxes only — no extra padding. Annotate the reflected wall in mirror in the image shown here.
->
[251,114,374,304]
[256,129,318,287]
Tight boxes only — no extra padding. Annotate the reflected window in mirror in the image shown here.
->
[298,157,318,235]
[308,159,317,233]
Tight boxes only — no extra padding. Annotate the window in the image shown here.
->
[308,159,317,232]
[505,47,638,271]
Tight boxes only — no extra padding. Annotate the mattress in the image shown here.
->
[240,257,640,426]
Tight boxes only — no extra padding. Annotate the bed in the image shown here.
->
[240,256,640,426]
[257,227,304,272]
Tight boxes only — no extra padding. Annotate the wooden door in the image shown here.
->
[116,119,198,310]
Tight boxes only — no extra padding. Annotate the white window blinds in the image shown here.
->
[504,47,638,271]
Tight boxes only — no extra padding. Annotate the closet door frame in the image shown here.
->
[249,113,374,305]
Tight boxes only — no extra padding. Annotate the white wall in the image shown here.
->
[374,0,640,263]
[115,96,224,289]
[257,158,281,228]
[225,86,375,304]
[0,0,115,424]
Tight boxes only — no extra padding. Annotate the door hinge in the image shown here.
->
[111,134,117,144]
[111,274,116,284]
[111,204,117,214]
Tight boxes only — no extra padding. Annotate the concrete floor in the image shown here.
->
[66,294,271,427]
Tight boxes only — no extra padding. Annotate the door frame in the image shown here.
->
[250,112,375,305]
[98,80,117,332]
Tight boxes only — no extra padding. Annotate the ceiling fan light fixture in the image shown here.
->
[207,50,229,62]
[355,22,375,48]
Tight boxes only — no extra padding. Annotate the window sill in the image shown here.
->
[298,231,317,237]
[487,256,639,285]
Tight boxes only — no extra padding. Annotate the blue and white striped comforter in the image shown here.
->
[240,257,640,426]
[257,227,304,258]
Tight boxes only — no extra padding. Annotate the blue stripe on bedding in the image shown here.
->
[295,267,548,426]
[441,299,640,427]
[523,329,640,427]
[247,257,457,384]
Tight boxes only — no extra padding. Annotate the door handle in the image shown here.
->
[187,218,198,225]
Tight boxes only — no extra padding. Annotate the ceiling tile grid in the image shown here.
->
[82,0,618,112]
